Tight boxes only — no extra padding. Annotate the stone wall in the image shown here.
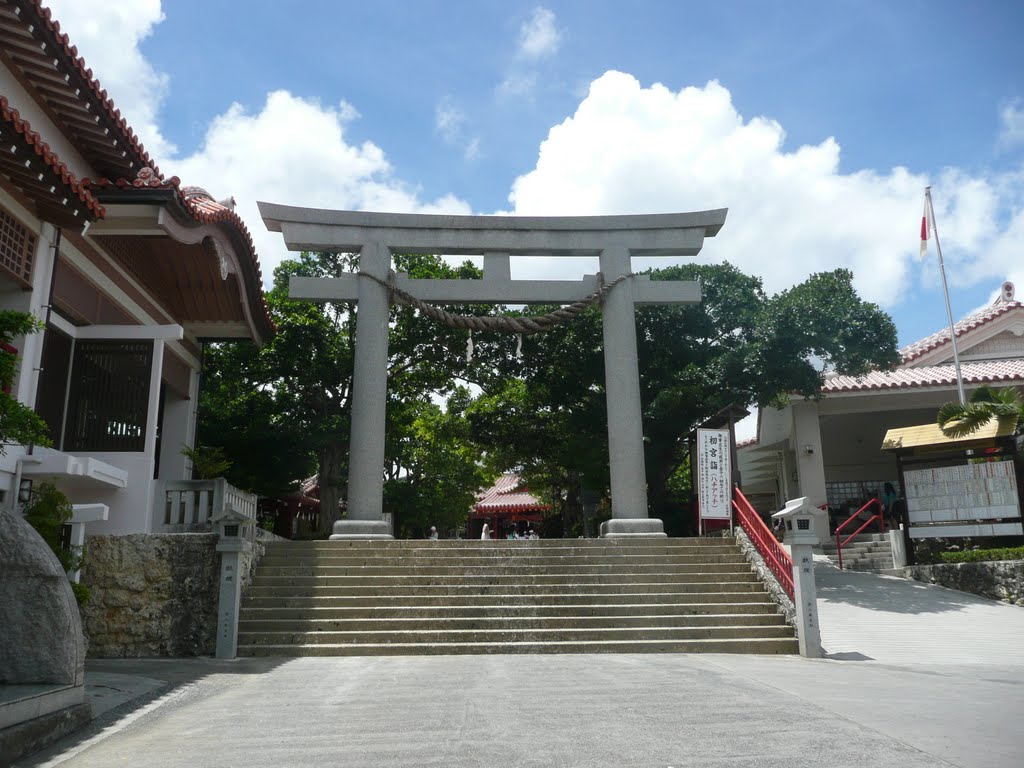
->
[81,530,279,658]
[81,534,219,657]
[904,560,1024,605]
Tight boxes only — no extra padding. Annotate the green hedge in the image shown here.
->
[938,546,1024,564]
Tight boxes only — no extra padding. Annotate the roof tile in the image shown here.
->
[822,360,1024,393]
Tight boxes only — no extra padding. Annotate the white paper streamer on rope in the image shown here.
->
[466,330,474,362]
[515,333,523,358]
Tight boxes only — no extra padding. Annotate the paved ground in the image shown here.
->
[16,567,1024,768]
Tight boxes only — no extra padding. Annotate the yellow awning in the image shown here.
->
[881,420,1017,451]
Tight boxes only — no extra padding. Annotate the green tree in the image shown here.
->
[937,385,1024,438]
[467,265,899,534]
[384,388,495,538]
[0,310,50,453]
[198,251,493,537]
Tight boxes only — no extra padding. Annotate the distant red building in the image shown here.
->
[469,474,549,538]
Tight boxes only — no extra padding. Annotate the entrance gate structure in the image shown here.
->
[259,204,727,539]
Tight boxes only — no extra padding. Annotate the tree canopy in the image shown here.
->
[198,259,898,539]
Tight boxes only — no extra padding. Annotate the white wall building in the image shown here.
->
[0,0,272,534]
[739,281,1024,523]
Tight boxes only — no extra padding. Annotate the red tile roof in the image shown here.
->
[899,298,1022,363]
[3,1,162,180]
[474,474,549,513]
[0,95,104,219]
[822,360,1024,393]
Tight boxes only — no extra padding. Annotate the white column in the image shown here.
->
[598,247,664,538]
[332,241,393,539]
[792,400,828,534]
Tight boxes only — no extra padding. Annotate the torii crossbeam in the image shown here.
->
[259,204,728,539]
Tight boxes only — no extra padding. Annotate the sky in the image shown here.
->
[43,2,1024,386]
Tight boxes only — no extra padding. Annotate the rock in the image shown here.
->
[0,506,85,685]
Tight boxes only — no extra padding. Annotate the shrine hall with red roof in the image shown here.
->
[469,473,549,538]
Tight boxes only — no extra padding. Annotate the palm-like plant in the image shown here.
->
[937,385,1024,438]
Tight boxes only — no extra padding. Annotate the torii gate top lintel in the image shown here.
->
[258,202,728,256]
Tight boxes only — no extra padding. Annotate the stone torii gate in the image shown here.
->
[258,204,727,539]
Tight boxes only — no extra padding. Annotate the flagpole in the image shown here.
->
[925,186,966,405]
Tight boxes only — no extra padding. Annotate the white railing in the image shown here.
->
[156,478,257,538]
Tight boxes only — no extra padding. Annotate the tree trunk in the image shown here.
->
[316,445,346,538]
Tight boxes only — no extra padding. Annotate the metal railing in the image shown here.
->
[834,498,884,570]
[157,478,257,539]
[732,487,794,601]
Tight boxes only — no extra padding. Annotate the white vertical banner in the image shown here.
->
[697,428,732,533]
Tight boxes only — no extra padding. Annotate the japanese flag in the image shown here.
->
[919,195,932,259]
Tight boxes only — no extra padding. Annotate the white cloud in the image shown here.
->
[506,71,1024,307]
[169,91,472,280]
[435,99,465,142]
[44,0,175,160]
[518,7,561,59]
[999,101,1024,148]
[497,72,539,100]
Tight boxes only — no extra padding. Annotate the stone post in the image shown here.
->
[598,246,665,538]
[213,507,252,659]
[773,497,823,658]
[332,241,393,539]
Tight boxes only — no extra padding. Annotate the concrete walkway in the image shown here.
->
[815,559,1024,664]
[15,567,1024,768]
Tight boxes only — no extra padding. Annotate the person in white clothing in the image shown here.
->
[480,523,491,540]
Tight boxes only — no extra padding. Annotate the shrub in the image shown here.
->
[22,480,88,604]
[938,546,1024,564]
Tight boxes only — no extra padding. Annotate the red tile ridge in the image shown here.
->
[822,360,1024,393]
[900,299,1023,363]
[28,1,161,178]
[0,95,105,219]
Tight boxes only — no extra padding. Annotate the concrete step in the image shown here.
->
[237,637,799,657]
[243,589,773,611]
[266,537,734,550]
[251,562,751,578]
[241,537,794,657]
[248,570,759,588]
[239,601,782,621]
[243,580,764,600]
[256,552,749,567]
[238,624,796,646]
[238,613,789,633]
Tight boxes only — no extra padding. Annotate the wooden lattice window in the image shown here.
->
[64,340,153,452]
[0,205,37,285]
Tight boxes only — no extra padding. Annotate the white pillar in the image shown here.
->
[598,247,664,538]
[792,400,828,534]
[332,241,393,539]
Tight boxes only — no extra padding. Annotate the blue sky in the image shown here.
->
[46,1,1024,350]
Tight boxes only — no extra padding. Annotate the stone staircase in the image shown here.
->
[819,533,899,574]
[237,538,797,656]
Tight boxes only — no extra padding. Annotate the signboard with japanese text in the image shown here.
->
[697,428,731,521]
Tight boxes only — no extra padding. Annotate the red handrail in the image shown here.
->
[834,498,884,570]
[732,487,794,601]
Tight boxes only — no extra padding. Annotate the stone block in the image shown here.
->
[0,507,85,686]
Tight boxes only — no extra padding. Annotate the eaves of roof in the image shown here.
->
[0,94,103,222]
[0,0,160,180]
[88,173,275,342]
[899,300,1023,364]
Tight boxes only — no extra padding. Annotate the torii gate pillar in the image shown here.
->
[259,205,727,539]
